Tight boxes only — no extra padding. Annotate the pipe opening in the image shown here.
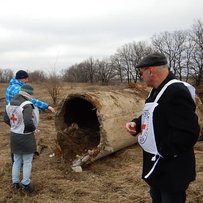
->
[56,96,101,164]
[64,97,100,130]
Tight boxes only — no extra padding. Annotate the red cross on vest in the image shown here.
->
[10,114,17,123]
[141,123,146,132]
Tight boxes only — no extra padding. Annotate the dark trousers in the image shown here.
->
[150,187,186,203]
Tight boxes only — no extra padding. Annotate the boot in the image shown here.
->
[22,183,34,193]
[12,183,20,192]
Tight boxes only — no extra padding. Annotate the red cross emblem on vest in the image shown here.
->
[141,123,146,132]
[10,114,17,123]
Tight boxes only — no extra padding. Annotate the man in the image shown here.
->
[6,70,55,112]
[4,84,39,193]
[126,53,200,203]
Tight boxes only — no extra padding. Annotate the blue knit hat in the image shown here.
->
[21,84,33,95]
[16,70,29,79]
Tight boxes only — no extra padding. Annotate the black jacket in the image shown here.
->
[133,72,200,192]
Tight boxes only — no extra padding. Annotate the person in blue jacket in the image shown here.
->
[6,70,55,112]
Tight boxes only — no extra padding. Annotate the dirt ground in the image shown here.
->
[0,83,203,203]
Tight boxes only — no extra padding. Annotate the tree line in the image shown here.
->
[1,19,202,86]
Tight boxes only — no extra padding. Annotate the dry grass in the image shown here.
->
[0,82,203,203]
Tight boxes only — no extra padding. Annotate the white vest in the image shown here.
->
[138,79,195,178]
[6,101,39,134]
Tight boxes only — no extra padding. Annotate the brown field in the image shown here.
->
[0,82,203,203]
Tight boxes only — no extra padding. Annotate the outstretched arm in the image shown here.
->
[31,98,55,112]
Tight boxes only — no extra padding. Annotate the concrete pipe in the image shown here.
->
[55,89,146,169]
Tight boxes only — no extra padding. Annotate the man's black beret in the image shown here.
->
[135,52,167,68]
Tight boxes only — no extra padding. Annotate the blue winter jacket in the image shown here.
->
[5,78,49,109]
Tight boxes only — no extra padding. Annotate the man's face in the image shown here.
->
[139,67,153,87]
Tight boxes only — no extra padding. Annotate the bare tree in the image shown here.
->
[61,64,86,82]
[114,41,152,83]
[190,19,203,86]
[116,44,134,83]
[45,70,62,105]
[184,37,196,82]
[83,57,96,83]
[152,30,189,80]
[94,59,117,85]
[62,64,79,82]
[129,41,153,82]
[62,58,97,83]
[29,70,46,83]
[0,69,2,82]
[110,54,125,83]
[0,68,13,82]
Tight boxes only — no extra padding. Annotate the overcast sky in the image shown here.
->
[0,0,203,73]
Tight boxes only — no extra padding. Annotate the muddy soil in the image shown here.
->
[0,83,202,203]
